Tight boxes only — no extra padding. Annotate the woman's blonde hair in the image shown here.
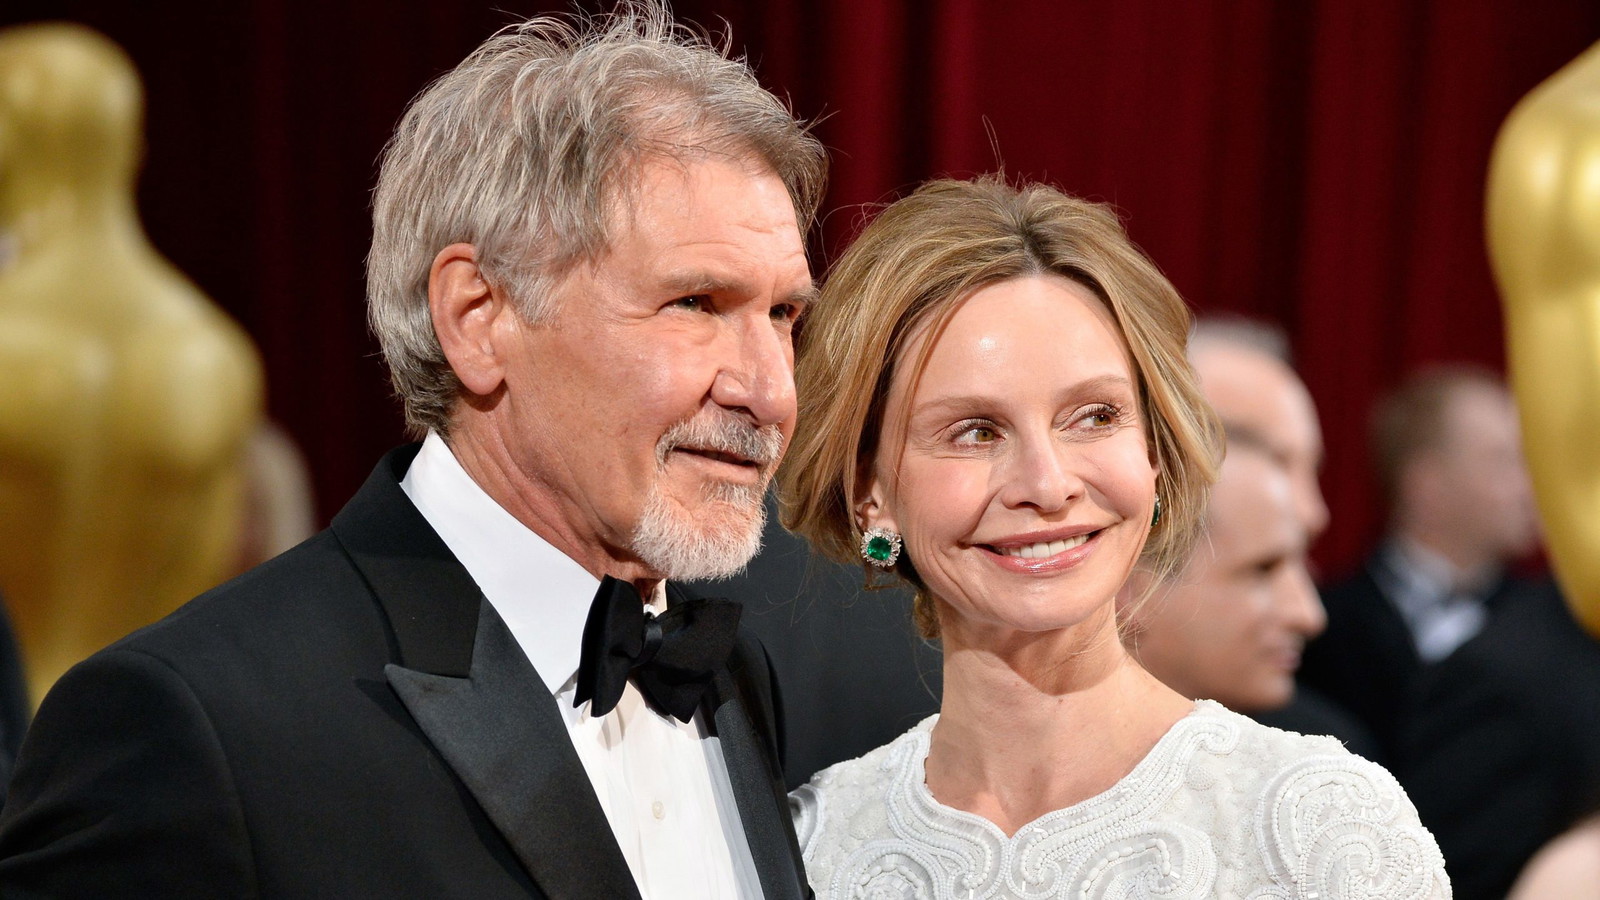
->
[779,177,1222,638]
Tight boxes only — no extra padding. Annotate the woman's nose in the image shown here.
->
[996,435,1082,513]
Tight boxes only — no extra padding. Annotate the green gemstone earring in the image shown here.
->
[860,526,903,568]
[1151,495,1163,528]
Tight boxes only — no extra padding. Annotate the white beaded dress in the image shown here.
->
[790,700,1449,899]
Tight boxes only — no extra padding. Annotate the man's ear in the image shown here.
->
[429,243,513,397]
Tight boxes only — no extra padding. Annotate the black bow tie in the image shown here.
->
[574,576,742,723]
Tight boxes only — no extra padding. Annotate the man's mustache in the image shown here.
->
[656,413,785,471]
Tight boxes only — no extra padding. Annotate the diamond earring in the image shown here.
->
[860,527,902,568]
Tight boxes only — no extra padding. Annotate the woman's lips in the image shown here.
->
[992,532,1092,559]
[977,528,1104,574]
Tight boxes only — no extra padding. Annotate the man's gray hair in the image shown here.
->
[367,2,827,436]
[1189,314,1294,365]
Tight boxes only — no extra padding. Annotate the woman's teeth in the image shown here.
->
[998,533,1091,559]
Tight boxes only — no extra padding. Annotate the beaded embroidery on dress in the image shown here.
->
[790,700,1449,899]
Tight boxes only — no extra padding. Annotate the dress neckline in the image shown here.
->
[905,699,1217,843]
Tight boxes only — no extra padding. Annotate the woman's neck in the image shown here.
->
[927,613,1193,837]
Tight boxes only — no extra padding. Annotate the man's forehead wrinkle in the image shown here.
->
[586,143,699,268]
[650,265,812,303]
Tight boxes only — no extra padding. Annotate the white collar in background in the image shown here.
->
[1385,537,1498,604]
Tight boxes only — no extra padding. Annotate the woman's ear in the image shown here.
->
[855,477,898,536]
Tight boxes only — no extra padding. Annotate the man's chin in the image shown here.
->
[630,493,766,581]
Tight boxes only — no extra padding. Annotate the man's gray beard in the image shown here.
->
[630,479,767,580]
[628,413,783,580]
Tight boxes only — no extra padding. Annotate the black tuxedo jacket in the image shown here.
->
[1395,579,1600,900]
[1301,552,1521,761]
[1299,557,1427,760]
[0,446,810,899]
[694,494,941,790]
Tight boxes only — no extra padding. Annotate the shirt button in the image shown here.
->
[652,800,665,820]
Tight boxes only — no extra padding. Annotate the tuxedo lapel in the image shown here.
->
[333,447,640,900]
[697,610,810,900]
[388,601,642,900]
[331,446,479,677]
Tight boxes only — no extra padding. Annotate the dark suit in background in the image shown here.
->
[1395,578,1600,900]
[0,449,806,899]
[1301,554,1523,761]
[0,596,28,793]
[699,497,942,790]
[1300,557,1429,759]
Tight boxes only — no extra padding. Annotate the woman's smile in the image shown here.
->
[977,526,1103,573]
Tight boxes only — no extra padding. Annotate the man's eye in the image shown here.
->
[770,303,800,322]
[672,295,709,312]
[1255,557,1285,577]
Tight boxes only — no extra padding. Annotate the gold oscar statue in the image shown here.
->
[1487,40,1600,639]
[0,24,263,703]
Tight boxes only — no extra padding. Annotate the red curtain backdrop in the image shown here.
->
[3,0,1597,577]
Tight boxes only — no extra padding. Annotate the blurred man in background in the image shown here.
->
[1127,440,1326,714]
[1298,365,1600,898]
[1187,319,1329,541]
[1129,318,1373,755]
[1301,367,1540,758]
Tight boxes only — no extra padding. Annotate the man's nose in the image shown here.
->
[1280,564,1327,640]
[709,314,796,428]
[1297,475,1331,541]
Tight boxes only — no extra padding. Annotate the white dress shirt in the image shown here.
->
[400,433,761,899]
[1376,539,1493,664]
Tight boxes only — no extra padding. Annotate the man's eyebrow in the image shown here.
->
[1221,419,1281,459]
[785,283,820,309]
[656,272,818,309]
[656,272,741,297]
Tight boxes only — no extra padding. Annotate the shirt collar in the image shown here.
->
[1381,537,1499,611]
[400,432,602,696]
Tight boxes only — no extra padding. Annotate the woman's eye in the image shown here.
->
[954,423,999,444]
[1079,405,1120,428]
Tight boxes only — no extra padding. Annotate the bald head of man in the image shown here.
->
[1190,323,1330,541]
